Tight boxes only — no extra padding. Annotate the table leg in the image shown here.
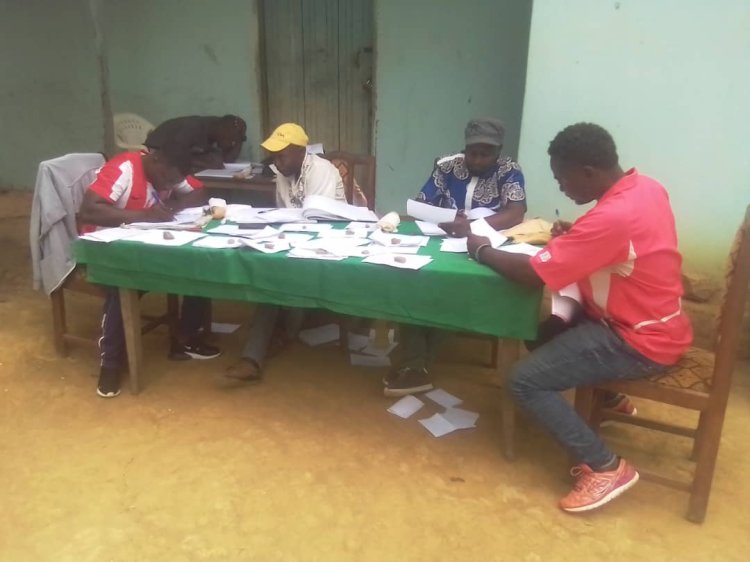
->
[498,338,520,461]
[119,288,143,395]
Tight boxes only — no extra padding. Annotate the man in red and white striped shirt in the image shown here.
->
[79,145,220,398]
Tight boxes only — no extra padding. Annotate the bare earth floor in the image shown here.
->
[1,191,749,561]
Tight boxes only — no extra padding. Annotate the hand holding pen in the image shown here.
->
[551,208,573,237]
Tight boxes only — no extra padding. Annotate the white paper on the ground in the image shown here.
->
[346,221,379,232]
[279,223,333,233]
[406,199,457,224]
[415,220,447,236]
[79,227,143,243]
[470,218,507,248]
[302,194,379,222]
[387,395,425,419]
[370,229,429,248]
[316,228,370,239]
[362,254,433,270]
[440,238,468,253]
[298,323,340,346]
[125,230,207,247]
[347,332,371,351]
[419,413,458,437]
[192,236,244,249]
[497,243,542,257]
[243,239,291,254]
[425,388,463,408]
[551,283,582,323]
[350,353,391,368]
[359,341,398,357]
[466,207,497,220]
[210,322,241,334]
[441,407,479,429]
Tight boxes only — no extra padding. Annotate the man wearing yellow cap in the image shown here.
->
[261,123,345,207]
[221,123,345,384]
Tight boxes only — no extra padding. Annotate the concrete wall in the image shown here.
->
[518,0,750,273]
[373,0,533,213]
[104,0,264,162]
[0,0,105,189]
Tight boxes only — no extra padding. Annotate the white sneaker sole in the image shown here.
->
[185,351,222,360]
[601,407,638,427]
[561,471,640,513]
[96,388,121,398]
[383,383,433,397]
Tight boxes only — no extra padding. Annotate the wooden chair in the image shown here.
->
[574,205,750,523]
[322,151,376,210]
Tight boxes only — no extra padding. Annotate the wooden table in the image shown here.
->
[197,175,277,206]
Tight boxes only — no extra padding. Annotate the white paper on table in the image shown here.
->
[207,224,279,239]
[192,236,244,249]
[243,239,291,254]
[173,206,206,222]
[125,220,197,229]
[497,243,542,257]
[124,230,207,247]
[279,223,333,233]
[418,413,459,437]
[362,254,433,270]
[387,395,425,419]
[415,220,448,236]
[470,218,507,248]
[210,322,241,334]
[302,194,379,222]
[466,207,497,220]
[406,199,457,224]
[292,238,369,251]
[347,332,371,351]
[273,232,314,244]
[425,388,463,408]
[339,245,389,258]
[350,353,391,368]
[298,324,340,346]
[441,407,479,429]
[316,228,370,239]
[346,221,379,232]
[440,238,468,253]
[256,208,307,223]
[551,283,582,323]
[370,229,429,248]
[78,227,144,243]
[287,248,347,261]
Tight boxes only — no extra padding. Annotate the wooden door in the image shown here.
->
[261,0,373,155]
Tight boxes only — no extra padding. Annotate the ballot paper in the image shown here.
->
[415,220,447,236]
[441,407,479,429]
[207,225,278,239]
[350,353,391,368]
[124,230,206,247]
[345,221,379,232]
[406,198,457,224]
[370,229,429,248]
[192,236,244,249]
[418,414,458,437]
[440,238,468,253]
[316,228,370,239]
[298,324,340,346]
[287,248,348,261]
[243,239,291,254]
[387,395,425,419]
[497,243,542,256]
[279,223,334,233]
[425,388,463,408]
[173,206,206,222]
[470,218,507,248]
[78,227,143,243]
[466,207,497,220]
[362,254,433,270]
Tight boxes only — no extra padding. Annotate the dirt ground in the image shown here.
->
[2,190,749,562]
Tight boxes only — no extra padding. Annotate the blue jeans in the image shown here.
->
[510,319,668,468]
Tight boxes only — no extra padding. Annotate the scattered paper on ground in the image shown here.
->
[387,395,425,419]
[441,407,479,429]
[210,322,241,334]
[418,413,458,437]
[298,324,340,346]
[425,388,463,408]
[350,353,390,368]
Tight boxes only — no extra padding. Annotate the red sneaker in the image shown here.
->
[559,459,639,513]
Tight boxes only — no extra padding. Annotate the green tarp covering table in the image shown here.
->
[74,221,541,397]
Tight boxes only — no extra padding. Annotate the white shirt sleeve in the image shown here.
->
[305,157,346,201]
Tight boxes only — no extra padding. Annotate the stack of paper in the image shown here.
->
[406,199,457,224]
[78,227,143,243]
[124,230,207,247]
[279,223,333,233]
[415,220,447,236]
[370,229,429,248]
[301,195,379,222]
[316,228,370,239]
[207,224,279,239]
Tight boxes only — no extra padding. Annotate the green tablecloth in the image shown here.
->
[74,222,541,339]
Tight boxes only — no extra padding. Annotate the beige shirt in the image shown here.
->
[273,153,346,208]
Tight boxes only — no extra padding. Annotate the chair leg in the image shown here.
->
[574,386,595,426]
[588,390,607,430]
[690,411,707,461]
[50,289,68,357]
[686,412,725,523]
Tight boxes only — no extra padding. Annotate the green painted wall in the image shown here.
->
[518,0,750,273]
[0,0,104,189]
[373,0,533,213]
[104,0,264,162]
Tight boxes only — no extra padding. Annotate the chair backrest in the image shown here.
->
[113,113,154,151]
[321,151,376,210]
[711,205,750,402]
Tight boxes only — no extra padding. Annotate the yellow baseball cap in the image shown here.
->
[261,123,309,152]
